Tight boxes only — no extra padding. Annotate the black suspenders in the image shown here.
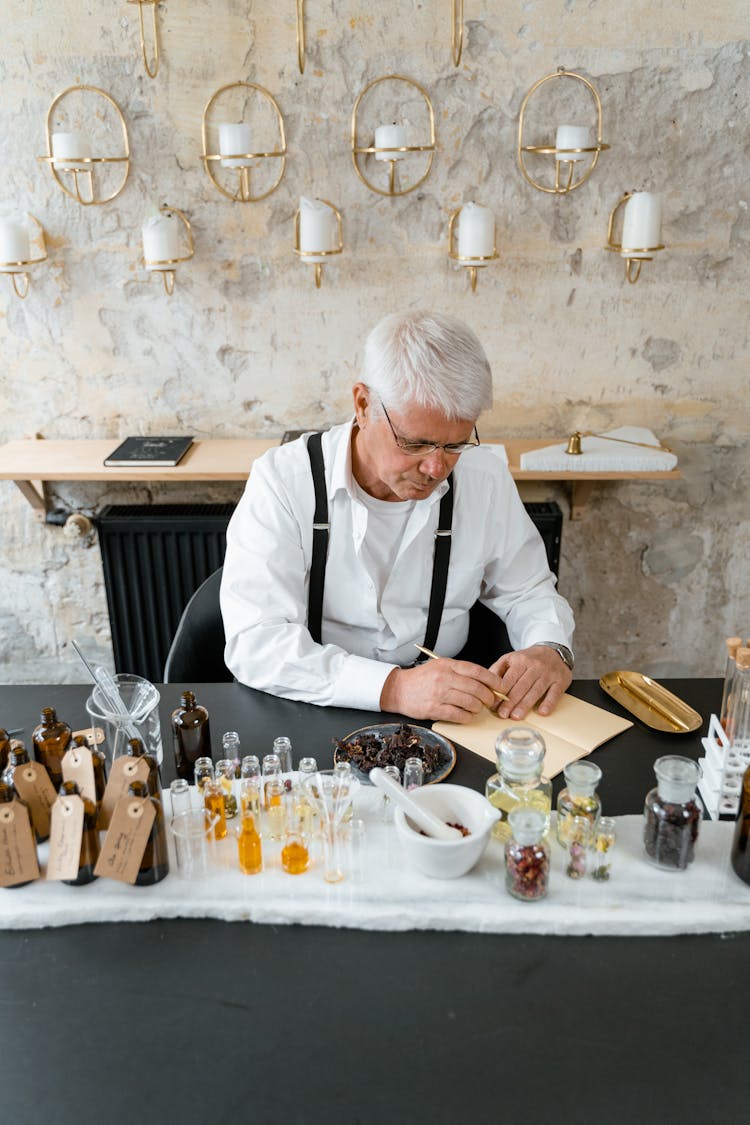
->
[305,430,454,657]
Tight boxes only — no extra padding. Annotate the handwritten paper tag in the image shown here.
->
[99,756,150,830]
[12,762,57,840]
[0,799,40,886]
[72,726,105,746]
[46,793,85,882]
[62,744,97,805]
[94,796,156,884]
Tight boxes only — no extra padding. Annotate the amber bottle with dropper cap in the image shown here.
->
[171,690,211,783]
[71,734,107,807]
[58,780,100,886]
[125,736,161,797]
[0,781,36,888]
[127,780,169,885]
[32,707,72,791]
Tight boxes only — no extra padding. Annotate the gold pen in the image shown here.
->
[414,644,510,703]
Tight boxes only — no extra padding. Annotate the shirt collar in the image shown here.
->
[332,417,449,507]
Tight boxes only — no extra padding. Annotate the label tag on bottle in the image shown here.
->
[12,762,57,840]
[99,757,150,830]
[0,799,41,886]
[46,793,86,882]
[72,726,105,746]
[62,745,97,805]
[94,796,156,884]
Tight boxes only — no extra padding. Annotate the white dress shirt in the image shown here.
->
[221,420,574,710]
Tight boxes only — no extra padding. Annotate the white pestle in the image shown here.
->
[369,768,463,841]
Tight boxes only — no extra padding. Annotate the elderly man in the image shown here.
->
[221,311,574,723]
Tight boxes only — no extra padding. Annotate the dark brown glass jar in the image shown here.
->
[125,737,161,797]
[59,780,100,886]
[71,735,108,807]
[127,780,169,885]
[0,729,10,774]
[0,780,36,888]
[731,765,750,887]
[171,691,211,784]
[32,707,72,791]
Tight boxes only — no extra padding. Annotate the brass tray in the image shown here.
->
[599,670,702,733]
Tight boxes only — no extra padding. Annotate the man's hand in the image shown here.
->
[490,644,572,720]
[380,659,505,723]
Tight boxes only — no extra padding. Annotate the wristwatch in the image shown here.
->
[538,642,575,671]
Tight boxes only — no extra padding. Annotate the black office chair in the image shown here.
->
[163,567,232,683]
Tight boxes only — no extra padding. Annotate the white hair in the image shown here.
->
[361,311,493,420]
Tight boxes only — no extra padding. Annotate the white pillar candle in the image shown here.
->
[218,123,254,168]
[621,192,662,257]
[51,131,92,171]
[555,124,591,162]
[0,219,30,271]
[142,211,181,268]
[299,197,339,263]
[375,122,407,161]
[457,202,495,260]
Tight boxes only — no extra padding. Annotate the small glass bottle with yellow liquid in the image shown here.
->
[203,777,227,841]
[237,809,263,875]
[485,728,551,845]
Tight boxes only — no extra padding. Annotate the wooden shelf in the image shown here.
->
[0,436,681,521]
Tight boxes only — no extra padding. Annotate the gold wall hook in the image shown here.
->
[202,82,287,203]
[451,0,464,66]
[351,75,436,197]
[39,86,130,206]
[10,273,30,299]
[127,0,161,78]
[296,0,306,74]
[517,68,609,195]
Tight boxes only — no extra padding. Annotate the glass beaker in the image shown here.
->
[85,674,163,769]
[170,808,218,880]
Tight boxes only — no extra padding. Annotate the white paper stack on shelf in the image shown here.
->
[519,426,678,473]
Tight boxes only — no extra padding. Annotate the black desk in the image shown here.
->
[1,680,745,1125]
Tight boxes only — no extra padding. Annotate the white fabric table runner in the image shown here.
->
[2,790,748,936]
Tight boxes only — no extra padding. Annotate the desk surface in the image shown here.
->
[1,679,744,1125]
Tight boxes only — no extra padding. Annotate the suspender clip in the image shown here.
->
[434,529,452,537]
[313,523,330,531]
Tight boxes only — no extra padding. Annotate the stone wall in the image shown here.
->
[1,2,748,683]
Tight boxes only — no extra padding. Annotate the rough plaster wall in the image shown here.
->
[0,2,748,684]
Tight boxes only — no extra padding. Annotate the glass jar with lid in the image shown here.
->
[556,759,602,847]
[504,808,549,901]
[485,727,551,844]
[643,755,702,870]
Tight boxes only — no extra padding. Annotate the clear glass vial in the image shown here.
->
[486,727,552,844]
[643,755,702,871]
[504,808,549,901]
[556,759,602,847]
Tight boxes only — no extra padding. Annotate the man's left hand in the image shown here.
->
[489,644,572,720]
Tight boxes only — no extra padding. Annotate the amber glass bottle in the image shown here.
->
[32,707,72,791]
[2,741,30,788]
[71,735,108,806]
[731,765,750,886]
[0,781,36,888]
[58,780,100,886]
[125,737,161,796]
[171,691,212,783]
[0,728,10,774]
[127,780,169,885]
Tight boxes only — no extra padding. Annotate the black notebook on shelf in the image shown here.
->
[103,435,194,467]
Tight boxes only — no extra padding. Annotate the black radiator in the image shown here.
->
[97,504,235,682]
[96,499,563,683]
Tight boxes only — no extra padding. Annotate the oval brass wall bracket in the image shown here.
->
[351,75,436,197]
[451,0,464,67]
[296,0,306,74]
[142,205,194,296]
[202,81,287,203]
[604,192,665,284]
[517,68,609,195]
[0,214,48,300]
[127,0,162,79]
[39,86,130,206]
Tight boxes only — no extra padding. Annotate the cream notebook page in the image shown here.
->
[433,693,633,778]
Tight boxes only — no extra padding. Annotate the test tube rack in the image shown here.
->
[698,714,749,820]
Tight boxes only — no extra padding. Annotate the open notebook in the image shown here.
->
[433,693,633,778]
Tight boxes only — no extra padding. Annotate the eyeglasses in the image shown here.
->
[379,401,480,457]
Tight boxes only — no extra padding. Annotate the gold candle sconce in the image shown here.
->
[517,68,609,195]
[351,75,436,197]
[451,0,464,67]
[39,86,130,206]
[127,0,162,78]
[202,82,287,203]
[293,199,343,288]
[605,191,665,284]
[0,214,48,300]
[447,205,498,293]
[142,205,194,296]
